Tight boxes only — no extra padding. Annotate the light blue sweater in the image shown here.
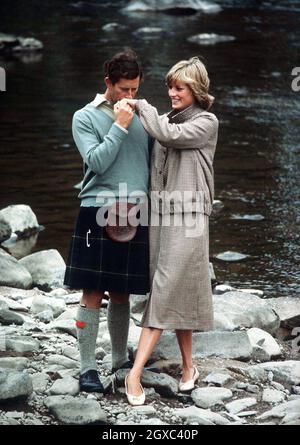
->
[72,103,150,206]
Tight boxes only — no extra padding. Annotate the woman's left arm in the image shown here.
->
[135,99,218,150]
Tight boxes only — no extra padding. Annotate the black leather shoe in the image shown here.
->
[79,370,104,393]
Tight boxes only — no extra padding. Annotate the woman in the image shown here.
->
[118,56,218,405]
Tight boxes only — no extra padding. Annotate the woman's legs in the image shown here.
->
[175,329,196,382]
[126,327,163,396]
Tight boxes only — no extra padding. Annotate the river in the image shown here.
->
[0,0,299,297]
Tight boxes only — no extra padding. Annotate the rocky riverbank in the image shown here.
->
[0,204,299,425]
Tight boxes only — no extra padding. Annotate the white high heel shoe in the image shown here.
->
[125,374,146,406]
[179,366,200,392]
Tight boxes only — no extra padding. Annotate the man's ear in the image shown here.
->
[105,77,112,89]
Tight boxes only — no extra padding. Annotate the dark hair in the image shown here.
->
[103,48,143,84]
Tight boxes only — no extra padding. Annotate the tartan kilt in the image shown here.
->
[63,206,150,294]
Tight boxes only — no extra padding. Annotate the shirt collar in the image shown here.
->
[90,93,112,108]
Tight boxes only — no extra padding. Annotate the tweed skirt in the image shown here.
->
[63,206,150,294]
[141,212,214,331]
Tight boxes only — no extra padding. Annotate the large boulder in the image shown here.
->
[0,205,40,237]
[247,328,282,361]
[19,249,66,291]
[213,291,280,334]
[264,297,300,329]
[123,0,221,13]
[151,331,253,361]
[0,33,43,55]
[0,249,33,289]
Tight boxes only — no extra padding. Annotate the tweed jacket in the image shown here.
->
[135,100,219,216]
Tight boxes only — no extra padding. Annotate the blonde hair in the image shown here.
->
[165,57,214,110]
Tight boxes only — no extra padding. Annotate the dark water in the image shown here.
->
[0,0,299,297]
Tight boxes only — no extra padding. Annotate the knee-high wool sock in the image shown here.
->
[76,305,100,374]
[107,300,130,369]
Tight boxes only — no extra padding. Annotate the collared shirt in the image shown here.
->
[90,93,128,134]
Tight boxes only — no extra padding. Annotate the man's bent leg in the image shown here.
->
[108,292,130,371]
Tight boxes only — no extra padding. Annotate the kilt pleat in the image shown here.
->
[63,206,150,294]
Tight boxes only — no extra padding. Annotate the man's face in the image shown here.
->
[105,77,140,104]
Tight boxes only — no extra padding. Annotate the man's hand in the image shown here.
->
[114,100,134,129]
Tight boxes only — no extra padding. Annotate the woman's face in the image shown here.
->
[168,80,195,111]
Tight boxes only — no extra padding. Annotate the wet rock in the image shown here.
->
[0,205,40,237]
[133,27,165,39]
[225,397,257,414]
[230,213,265,221]
[215,251,249,262]
[152,331,252,362]
[102,22,125,32]
[44,395,108,424]
[212,200,224,211]
[0,250,33,289]
[188,33,236,45]
[49,376,79,396]
[19,249,66,291]
[173,406,230,425]
[213,284,235,295]
[191,387,233,408]
[213,291,280,334]
[123,0,221,14]
[264,297,300,329]
[203,372,234,386]
[0,369,33,401]
[30,295,66,318]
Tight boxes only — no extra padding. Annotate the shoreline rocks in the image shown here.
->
[0,204,299,426]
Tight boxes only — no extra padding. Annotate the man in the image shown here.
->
[63,49,150,392]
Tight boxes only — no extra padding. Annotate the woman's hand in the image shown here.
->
[114,100,134,129]
[122,99,137,109]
